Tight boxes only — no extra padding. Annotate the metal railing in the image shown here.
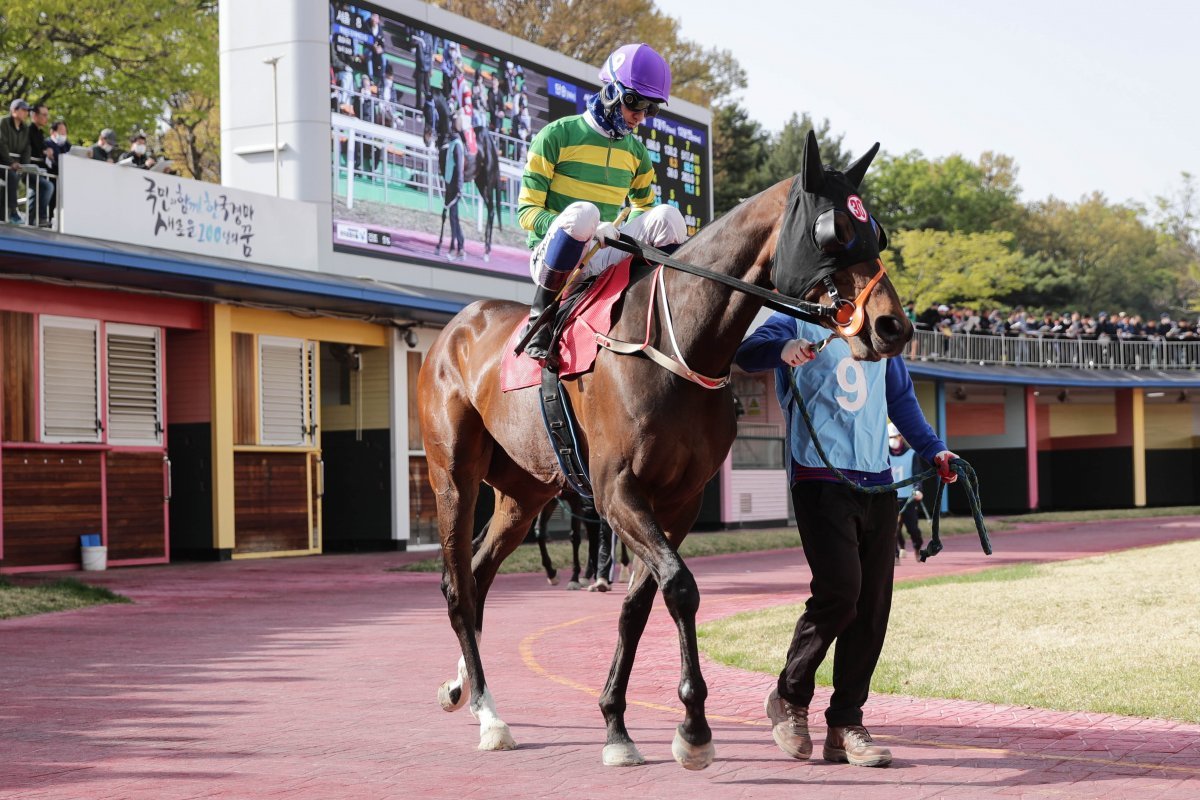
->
[331,108,523,231]
[2,155,58,230]
[909,330,1200,370]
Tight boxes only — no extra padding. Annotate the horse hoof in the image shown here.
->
[479,721,517,751]
[437,680,468,712]
[672,728,715,771]
[566,581,582,591]
[547,575,559,586]
[602,742,646,767]
[588,580,611,593]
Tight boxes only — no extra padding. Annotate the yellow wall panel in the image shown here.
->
[322,346,392,432]
[229,307,386,347]
[1144,404,1200,450]
[1049,403,1116,438]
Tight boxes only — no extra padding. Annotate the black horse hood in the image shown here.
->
[773,130,883,299]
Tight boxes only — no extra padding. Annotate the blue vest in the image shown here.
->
[781,319,890,474]
[890,447,918,498]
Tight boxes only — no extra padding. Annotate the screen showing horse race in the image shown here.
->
[329,1,711,279]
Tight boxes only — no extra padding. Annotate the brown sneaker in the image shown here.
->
[764,687,812,759]
[823,724,892,767]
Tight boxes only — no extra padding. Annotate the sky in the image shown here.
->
[653,0,1200,208]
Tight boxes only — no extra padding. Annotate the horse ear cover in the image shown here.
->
[801,129,825,193]
[844,142,880,189]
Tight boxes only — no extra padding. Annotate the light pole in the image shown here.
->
[262,55,282,196]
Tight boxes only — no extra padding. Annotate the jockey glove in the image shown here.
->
[595,221,620,246]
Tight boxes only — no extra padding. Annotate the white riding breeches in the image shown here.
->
[529,201,687,285]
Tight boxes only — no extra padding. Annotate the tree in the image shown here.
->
[1153,173,1200,312]
[0,0,218,163]
[160,91,220,182]
[868,150,1021,233]
[890,229,1026,310]
[432,0,745,107]
[758,114,849,189]
[1015,194,1179,316]
[711,103,768,215]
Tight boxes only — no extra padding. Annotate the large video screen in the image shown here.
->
[329,1,711,278]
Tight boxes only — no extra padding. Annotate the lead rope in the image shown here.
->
[786,367,991,560]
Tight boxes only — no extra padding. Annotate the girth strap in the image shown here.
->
[538,367,593,497]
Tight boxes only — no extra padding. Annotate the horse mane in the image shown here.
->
[672,177,791,277]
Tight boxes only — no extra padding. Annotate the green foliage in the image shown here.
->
[1152,172,1200,312]
[1015,193,1181,315]
[868,149,1022,233]
[758,113,849,189]
[891,229,1026,309]
[712,103,769,214]
[0,0,218,165]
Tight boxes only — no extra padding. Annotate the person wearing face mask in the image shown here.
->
[516,43,686,361]
[120,133,156,170]
[92,128,119,163]
[2,99,33,223]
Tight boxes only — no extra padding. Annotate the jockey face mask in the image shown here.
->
[773,130,886,302]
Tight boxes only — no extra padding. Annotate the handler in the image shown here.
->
[735,315,958,767]
[517,43,687,359]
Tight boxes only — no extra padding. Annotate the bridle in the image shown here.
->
[820,258,889,337]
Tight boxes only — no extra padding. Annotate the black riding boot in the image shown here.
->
[523,284,558,360]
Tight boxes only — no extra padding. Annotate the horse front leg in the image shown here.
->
[597,566,656,766]
[599,491,714,770]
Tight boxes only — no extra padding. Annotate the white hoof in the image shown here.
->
[672,728,715,771]
[588,579,611,593]
[566,580,583,591]
[547,574,560,586]
[438,680,468,712]
[602,742,646,767]
[478,720,517,751]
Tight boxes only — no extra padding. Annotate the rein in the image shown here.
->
[604,234,840,324]
[785,366,992,561]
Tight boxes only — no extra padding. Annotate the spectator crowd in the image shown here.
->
[911,304,1199,342]
[3,97,168,227]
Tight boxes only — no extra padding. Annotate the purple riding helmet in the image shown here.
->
[589,44,672,139]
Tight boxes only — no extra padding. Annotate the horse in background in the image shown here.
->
[530,490,631,590]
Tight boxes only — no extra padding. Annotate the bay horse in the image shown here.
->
[472,126,502,260]
[417,131,912,769]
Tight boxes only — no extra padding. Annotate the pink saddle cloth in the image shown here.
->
[500,257,634,392]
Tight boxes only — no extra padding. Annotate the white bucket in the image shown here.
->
[81,546,108,571]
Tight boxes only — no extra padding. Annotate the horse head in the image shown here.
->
[771,130,912,360]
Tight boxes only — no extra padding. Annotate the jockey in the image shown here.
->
[517,43,687,359]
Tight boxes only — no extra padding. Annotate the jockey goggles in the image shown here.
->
[616,82,661,117]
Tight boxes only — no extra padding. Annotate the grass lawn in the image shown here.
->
[697,539,1200,723]
[395,517,1002,574]
[0,577,130,620]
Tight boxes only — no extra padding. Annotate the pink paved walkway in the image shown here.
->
[3,517,1199,800]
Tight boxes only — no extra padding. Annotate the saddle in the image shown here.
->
[500,256,636,392]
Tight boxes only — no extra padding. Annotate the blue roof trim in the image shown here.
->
[0,229,468,316]
[906,359,1200,389]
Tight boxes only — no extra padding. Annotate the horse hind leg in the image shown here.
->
[533,501,558,585]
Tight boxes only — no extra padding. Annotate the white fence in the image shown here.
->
[910,330,1200,370]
